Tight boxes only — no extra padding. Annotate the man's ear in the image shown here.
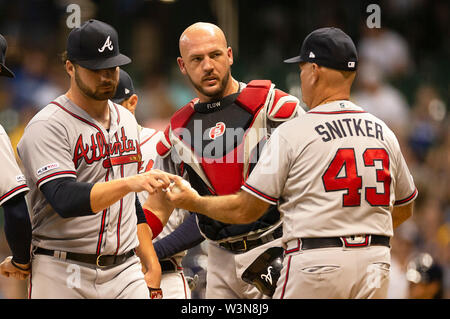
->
[177,57,186,75]
[66,60,75,77]
[311,63,320,85]
[227,47,234,66]
[123,94,138,115]
[129,94,138,109]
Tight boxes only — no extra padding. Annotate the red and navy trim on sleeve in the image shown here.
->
[36,170,77,188]
[394,188,418,206]
[0,184,29,206]
[241,182,278,205]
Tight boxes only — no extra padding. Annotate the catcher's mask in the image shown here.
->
[241,247,284,297]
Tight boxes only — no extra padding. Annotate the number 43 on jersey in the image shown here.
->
[322,148,391,207]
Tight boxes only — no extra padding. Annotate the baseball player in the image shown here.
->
[17,20,173,299]
[154,22,303,299]
[112,69,202,298]
[166,27,418,299]
[0,34,32,281]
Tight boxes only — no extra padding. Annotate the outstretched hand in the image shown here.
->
[164,175,201,212]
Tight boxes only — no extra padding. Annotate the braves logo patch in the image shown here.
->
[261,266,273,285]
[208,122,226,140]
[36,163,60,176]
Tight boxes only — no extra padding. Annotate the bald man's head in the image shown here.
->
[179,22,228,58]
[177,22,236,102]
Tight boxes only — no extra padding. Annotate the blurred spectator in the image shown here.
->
[351,61,411,138]
[406,252,444,299]
[136,73,177,132]
[10,49,64,111]
[357,26,413,79]
[417,198,445,254]
[7,106,36,160]
[167,64,196,110]
[130,19,162,78]
[408,84,447,163]
[0,83,20,133]
[387,220,419,299]
[412,194,450,297]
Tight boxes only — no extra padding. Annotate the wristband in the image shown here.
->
[11,258,31,271]
[149,287,163,299]
[143,208,163,239]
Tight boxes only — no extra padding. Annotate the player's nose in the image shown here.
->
[201,57,214,72]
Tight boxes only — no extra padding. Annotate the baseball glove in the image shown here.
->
[241,246,284,297]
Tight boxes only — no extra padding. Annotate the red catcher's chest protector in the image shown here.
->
[157,80,298,195]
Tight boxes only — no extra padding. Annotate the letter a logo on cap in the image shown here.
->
[348,61,355,68]
[98,36,114,53]
[309,51,315,58]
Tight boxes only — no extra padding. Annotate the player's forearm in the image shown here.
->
[3,195,32,264]
[90,171,173,213]
[392,201,414,229]
[153,213,204,260]
[168,177,269,224]
[90,178,133,213]
[142,190,175,227]
[136,223,162,287]
[194,193,255,224]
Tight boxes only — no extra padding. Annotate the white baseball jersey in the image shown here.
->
[242,100,417,243]
[137,126,189,263]
[17,95,142,256]
[0,124,29,206]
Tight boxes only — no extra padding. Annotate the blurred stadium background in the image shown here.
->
[0,0,448,299]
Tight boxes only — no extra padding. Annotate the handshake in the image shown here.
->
[136,169,199,204]
[131,169,202,233]
[164,179,193,194]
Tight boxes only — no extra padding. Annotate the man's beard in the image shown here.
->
[75,71,118,101]
[186,70,231,101]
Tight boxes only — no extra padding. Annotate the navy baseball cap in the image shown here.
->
[284,27,358,71]
[67,19,131,70]
[111,69,135,104]
[0,34,15,78]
